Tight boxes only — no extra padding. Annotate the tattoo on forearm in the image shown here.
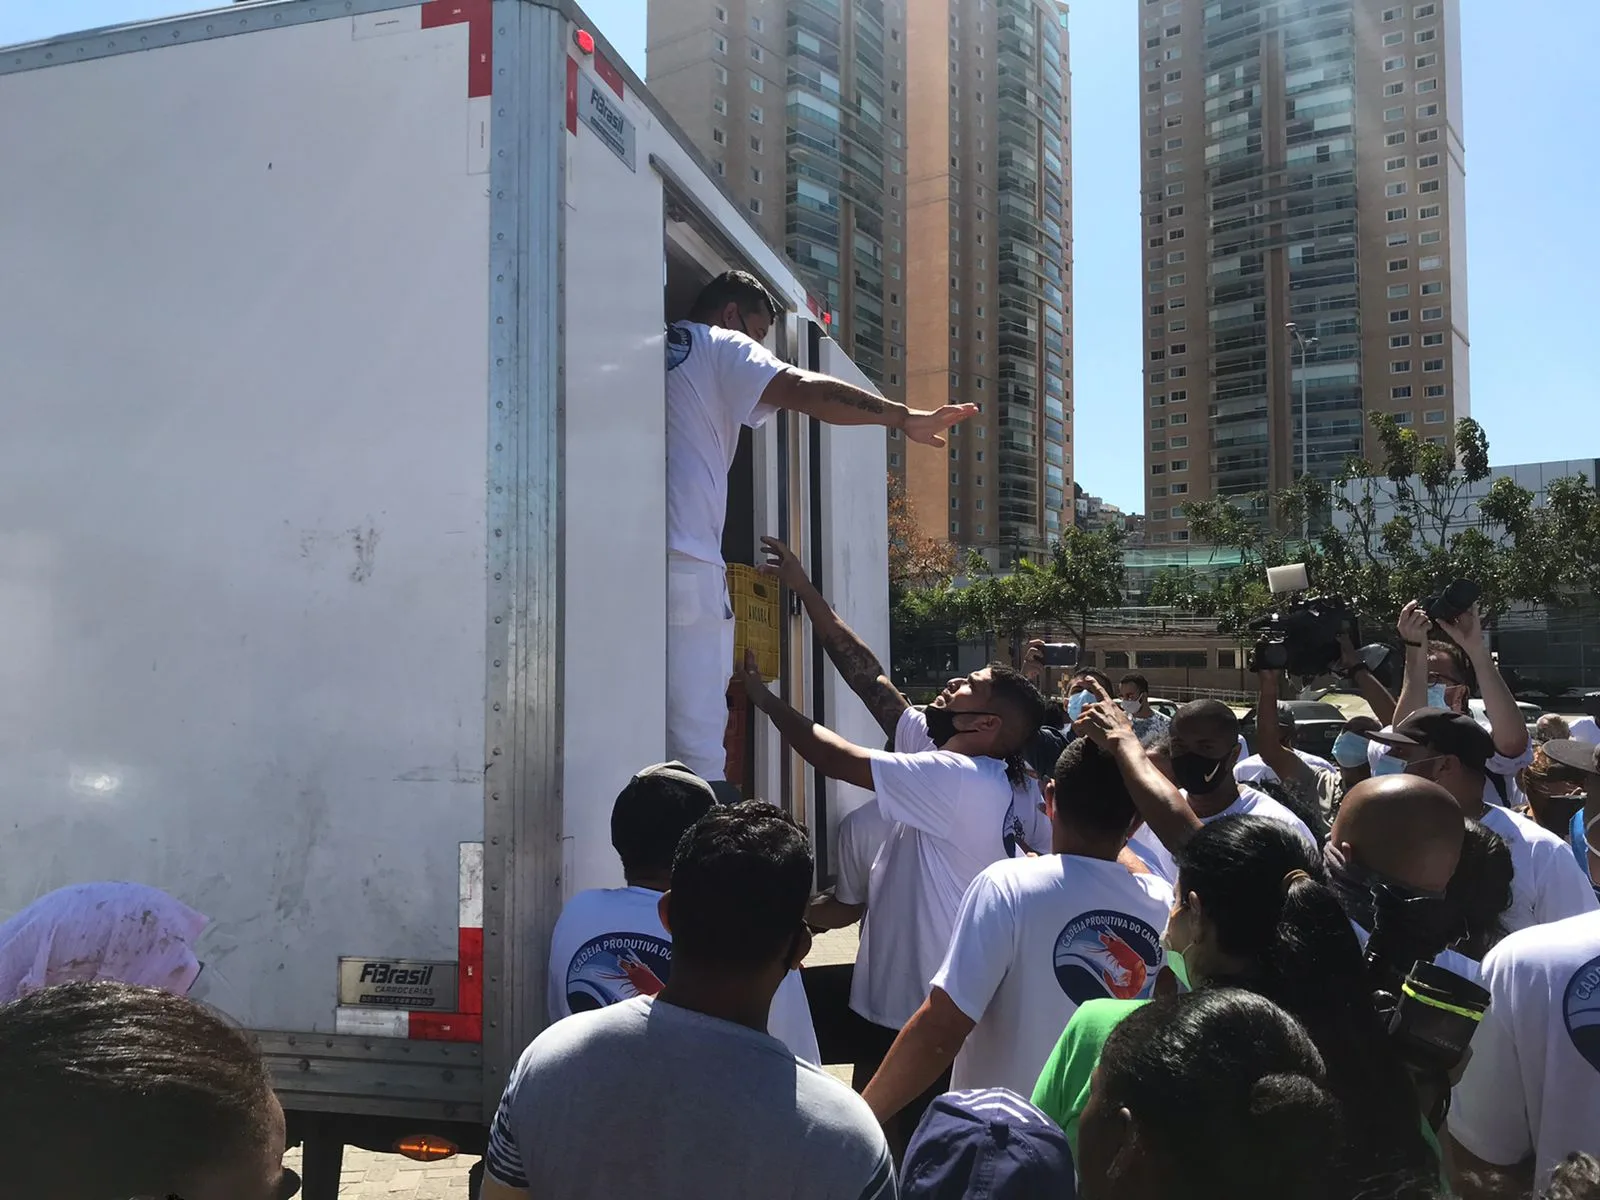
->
[819,622,906,735]
[823,382,886,415]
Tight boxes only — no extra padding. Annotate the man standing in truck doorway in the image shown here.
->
[666,271,976,787]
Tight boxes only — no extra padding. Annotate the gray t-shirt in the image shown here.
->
[485,996,896,1199]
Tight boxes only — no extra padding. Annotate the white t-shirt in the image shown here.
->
[546,885,819,1065]
[665,321,785,565]
[849,708,1021,1030]
[834,800,894,908]
[1476,804,1600,934]
[1126,785,1318,886]
[933,854,1174,1096]
[1449,911,1600,1185]
[1234,748,1336,786]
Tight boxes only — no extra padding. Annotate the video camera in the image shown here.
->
[1246,597,1360,679]
[1363,879,1491,1129]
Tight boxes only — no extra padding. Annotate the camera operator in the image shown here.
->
[1236,668,1339,817]
[1365,710,1598,932]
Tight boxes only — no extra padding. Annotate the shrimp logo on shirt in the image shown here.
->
[565,933,672,1014]
[1053,909,1163,1004]
[666,324,692,372]
[1563,952,1600,1074]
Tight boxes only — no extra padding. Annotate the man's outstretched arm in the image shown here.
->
[760,369,977,447]
[761,536,908,738]
[743,652,877,790]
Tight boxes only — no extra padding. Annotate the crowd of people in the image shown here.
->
[5,272,1600,1199]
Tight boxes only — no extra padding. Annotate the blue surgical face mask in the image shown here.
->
[1426,682,1449,710]
[1067,690,1093,721]
[1374,753,1406,776]
[1332,732,1370,770]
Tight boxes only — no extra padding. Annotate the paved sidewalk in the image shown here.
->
[294,926,862,1197]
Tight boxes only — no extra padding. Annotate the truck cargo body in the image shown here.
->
[0,0,888,1190]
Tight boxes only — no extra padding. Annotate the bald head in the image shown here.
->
[1330,775,1464,893]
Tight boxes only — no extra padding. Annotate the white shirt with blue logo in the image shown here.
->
[1450,910,1600,1186]
[933,854,1174,1098]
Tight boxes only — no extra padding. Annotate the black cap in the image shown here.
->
[1362,707,1496,773]
[1544,738,1600,777]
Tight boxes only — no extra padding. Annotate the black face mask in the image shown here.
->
[924,706,999,748]
[1171,750,1232,796]
[1328,856,1458,955]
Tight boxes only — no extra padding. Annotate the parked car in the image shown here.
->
[1467,698,1544,742]
[1148,697,1180,720]
[1241,700,1348,761]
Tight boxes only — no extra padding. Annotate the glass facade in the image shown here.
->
[995,0,1069,550]
[1202,0,1361,497]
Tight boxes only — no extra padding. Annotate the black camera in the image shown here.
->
[1422,579,1480,624]
[1246,595,1359,679]
[1364,879,1490,1128]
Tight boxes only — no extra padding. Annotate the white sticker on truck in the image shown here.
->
[579,70,636,173]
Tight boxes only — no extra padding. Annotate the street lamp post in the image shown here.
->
[1285,321,1317,541]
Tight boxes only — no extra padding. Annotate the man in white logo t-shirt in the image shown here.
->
[860,735,1174,1116]
[741,654,1045,1149]
[545,761,818,1063]
[664,272,974,782]
[1126,699,1318,884]
[1449,909,1600,1195]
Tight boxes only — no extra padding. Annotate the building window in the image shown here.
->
[1418,153,1440,168]
[715,64,728,84]
[1422,306,1444,320]
[1389,308,1410,323]
[713,33,727,53]
[1388,284,1410,298]
[1416,2,1436,14]
[1425,409,1447,423]
[1418,103,1440,118]
[1388,258,1409,272]
[1425,384,1447,398]
[1170,459,1189,472]
[750,134,763,152]
[749,106,763,123]
[1151,416,1167,429]
[1170,412,1187,425]
[1419,229,1441,245]
[1417,79,1438,94]
[1170,366,1188,378]
[1419,255,1442,271]
[1150,440,1167,452]
[1385,105,1406,122]
[1416,28,1436,42]
[1392,385,1412,399]
[1422,332,1444,347]
[1421,280,1443,295]
[1390,335,1412,348]
[1150,393,1166,406]
[1386,156,1407,171]
[1170,436,1189,449]
[1151,464,1166,475]
[750,15,763,31]
[750,75,764,92]
[1394,411,1414,425]
[1167,182,1185,196]
[1166,137,1183,150]
[1167,251,1186,265]
[1426,435,1448,445]
[1391,360,1412,374]
[749,44,764,62]
[1419,204,1441,219]
[1386,131,1407,147]
[1170,342,1187,355]
[748,198,761,215]
[714,4,726,20]
[1417,52,1438,67]
[1387,233,1410,247]
[712,127,726,145]
[1168,274,1186,287]
[1386,182,1408,197]
[1150,370,1167,382]
[1383,5,1401,18]
[1424,358,1444,372]
[1385,82,1405,97]
[1384,56,1405,72]
[713,160,724,176]
[1419,179,1441,195]
[750,167,762,183]
[1418,129,1441,143]
[1387,207,1408,222]
[1383,30,1404,46]
[712,96,727,115]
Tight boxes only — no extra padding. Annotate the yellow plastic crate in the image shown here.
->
[728,563,781,681]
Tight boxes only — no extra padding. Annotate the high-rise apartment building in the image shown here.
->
[647,0,907,423]
[906,0,1074,562]
[1139,0,1466,546]
[650,0,1073,563]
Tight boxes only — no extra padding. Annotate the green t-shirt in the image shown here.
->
[1029,997,1448,1184]
[1030,997,1145,1157]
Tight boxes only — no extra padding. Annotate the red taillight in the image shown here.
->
[394,1134,458,1163]
[574,28,596,55]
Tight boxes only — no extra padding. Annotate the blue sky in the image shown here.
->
[5,1,1595,512]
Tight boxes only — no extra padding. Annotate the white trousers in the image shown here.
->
[667,552,735,782]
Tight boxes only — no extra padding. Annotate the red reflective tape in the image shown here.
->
[595,51,624,99]
[409,1011,482,1042]
[567,56,579,133]
[421,0,492,98]
[458,926,484,1016]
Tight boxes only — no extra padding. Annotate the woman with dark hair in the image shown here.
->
[0,980,297,1200]
[1076,989,1342,1200]
[1446,818,1515,965]
[1036,815,1438,1199]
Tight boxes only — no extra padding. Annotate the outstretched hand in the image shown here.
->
[1435,602,1485,656]
[758,535,809,591]
[739,649,772,710]
[1073,699,1136,749]
[903,404,979,447]
[1397,599,1432,648]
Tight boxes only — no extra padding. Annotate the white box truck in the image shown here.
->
[0,1,888,1192]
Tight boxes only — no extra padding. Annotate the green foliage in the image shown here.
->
[1163,415,1600,631]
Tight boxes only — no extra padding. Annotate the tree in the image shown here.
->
[886,476,961,686]
[1158,415,1600,632]
[887,474,959,591]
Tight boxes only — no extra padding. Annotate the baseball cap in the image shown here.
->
[901,1089,1076,1200]
[1544,737,1600,777]
[1362,707,1496,773]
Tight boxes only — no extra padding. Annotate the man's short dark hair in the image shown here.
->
[688,270,780,324]
[0,982,276,1200]
[1120,673,1151,696]
[1175,698,1241,739]
[986,663,1047,756]
[1071,668,1115,695]
[667,802,812,969]
[1050,736,1137,837]
[612,764,716,878]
